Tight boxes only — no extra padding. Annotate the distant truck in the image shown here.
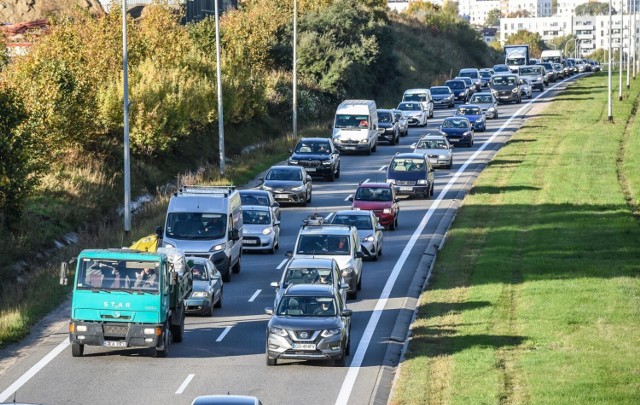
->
[60,247,192,357]
[505,45,530,73]
[540,49,564,64]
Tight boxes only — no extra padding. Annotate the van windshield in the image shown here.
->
[76,258,160,293]
[335,114,369,129]
[166,213,227,240]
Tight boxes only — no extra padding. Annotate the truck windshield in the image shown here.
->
[77,259,160,293]
[506,58,526,65]
[166,212,227,240]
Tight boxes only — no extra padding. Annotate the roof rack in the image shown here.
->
[175,185,236,197]
[301,223,354,231]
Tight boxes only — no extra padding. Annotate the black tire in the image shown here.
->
[357,273,362,290]
[307,190,312,203]
[232,259,241,274]
[372,250,378,261]
[334,352,346,367]
[394,132,400,144]
[155,323,170,358]
[208,299,215,316]
[372,142,377,152]
[171,308,185,343]
[366,147,371,156]
[222,268,231,282]
[529,93,533,99]
[389,217,396,231]
[335,164,341,178]
[214,288,223,308]
[71,342,84,357]
[495,112,499,119]
[347,288,357,299]
[378,245,382,257]
[266,353,277,366]
[327,170,335,182]
[430,183,435,197]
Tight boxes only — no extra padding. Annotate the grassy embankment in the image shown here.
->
[390,73,640,403]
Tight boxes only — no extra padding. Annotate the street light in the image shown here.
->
[122,0,131,235]
[292,0,297,139]
[214,0,225,175]
[608,0,613,121]
[619,0,624,101]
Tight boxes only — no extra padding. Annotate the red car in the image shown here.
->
[349,182,399,230]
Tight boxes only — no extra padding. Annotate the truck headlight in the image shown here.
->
[269,327,288,337]
[321,328,341,337]
[76,325,87,332]
[210,243,225,252]
[262,227,272,235]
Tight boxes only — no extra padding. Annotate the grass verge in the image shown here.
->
[390,73,640,404]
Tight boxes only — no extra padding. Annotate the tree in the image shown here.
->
[575,2,614,16]
[485,9,501,27]
[507,10,530,18]
[505,30,545,58]
[442,0,459,17]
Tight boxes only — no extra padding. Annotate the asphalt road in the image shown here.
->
[0,76,581,405]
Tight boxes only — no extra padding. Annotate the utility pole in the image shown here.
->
[214,0,225,175]
[609,0,614,121]
[628,0,632,88]
[292,0,298,139]
[122,0,131,235]
[619,0,624,101]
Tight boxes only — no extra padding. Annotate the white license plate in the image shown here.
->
[292,343,316,350]
[276,194,288,199]
[399,186,413,191]
[103,341,127,348]
[243,240,258,245]
[344,146,356,150]
[449,138,459,143]
[305,168,316,172]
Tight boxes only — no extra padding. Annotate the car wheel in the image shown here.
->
[214,288,223,308]
[447,159,453,169]
[347,289,357,299]
[366,146,372,156]
[389,218,396,231]
[395,132,400,144]
[307,190,312,203]
[266,352,277,366]
[208,299,215,316]
[430,182,435,197]
[327,170,335,182]
[71,342,84,357]
[222,267,231,282]
[529,93,533,99]
[334,351,346,367]
[345,335,351,356]
[495,112,499,119]
[335,164,341,178]
[372,248,378,261]
[357,273,362,290]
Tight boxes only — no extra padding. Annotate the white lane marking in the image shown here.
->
[175,374,195,394]
[0,338,69,402]
[344,194,353,202]
[248,289,262,302]
[335,76,577,405]
[216,326,232,342]
[362,179,370,183]
[378,166,386,171]
[276,259,288,270]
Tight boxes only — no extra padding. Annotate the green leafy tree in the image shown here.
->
[575,2,614,16]
[505,29,545,58]
[485,9,501,27]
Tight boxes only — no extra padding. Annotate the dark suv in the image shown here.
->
[489,73,522,104]
[288,138,341,181]
[386,152,435,199]
[445,79,470,102]
[265,284,352,366]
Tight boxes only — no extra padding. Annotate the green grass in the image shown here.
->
[390,73,640,404]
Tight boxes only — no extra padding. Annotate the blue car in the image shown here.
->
[454,104,486,132]
[440,117,474,147]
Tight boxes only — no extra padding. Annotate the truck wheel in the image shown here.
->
[155,323,170,358]
[171,308,185,343]
[71,342,84,357]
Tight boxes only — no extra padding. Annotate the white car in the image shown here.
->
[519,77,533,99]
[412,134,454,169]
[325,210,384,260]
[241,205,280,254]
[396,101,427,127]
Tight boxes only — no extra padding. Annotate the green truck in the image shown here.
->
[60,247,192,357]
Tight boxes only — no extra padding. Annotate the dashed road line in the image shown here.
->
[216,326,232,342]
[248,289,262,302]
[276,259,288,270]
[175,374,195,394]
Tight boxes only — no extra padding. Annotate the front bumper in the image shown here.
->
[266,333,345,362]
[289,162,333,176]
[334,141,369,153]
[433,98,453,107]
[405,116,423,126]
[378,128,396,143]
[392,184,430,196]
[69,321,162,348]
[472,121,485,130]
[272,190,306,203]
[447,135,472,145]
[242,234,276,250]
[186,296,212,314]
[495,92,519,102]
[427,155,451,168]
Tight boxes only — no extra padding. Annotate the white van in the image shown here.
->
[402,89,434,118]
[161,185,243,282]
[332,99,378,155]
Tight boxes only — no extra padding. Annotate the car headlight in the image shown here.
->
[269,327,288,337]
[210,243,225,252]
[292,185,305,191]
[383,208,392,214]
[464,131,471,136]
[363,236,374,242]
[537,76,542,81]
[459,92,465,96]
[321,328,341,337]
[417,179,428,185]
[511,87,518,93]
[487,107,495,113]
[477,118,484,123]
[262,227,272,235]
[342,266,354,276]
[322,160,332,165]
[163,242,175,249]
[289,159,298,165]
[191,291,208,298]
[262,184,273,191]
[491,89,497,95]
[386,179,395,184]
[439,154,447,159]
[333,138,342,143]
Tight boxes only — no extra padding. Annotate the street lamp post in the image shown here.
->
[292,0,297,139]
[214,0,225,175]
[122,0,131,235]
[619,0,624,101]
[627,0,632,88]
[608,0,613,121]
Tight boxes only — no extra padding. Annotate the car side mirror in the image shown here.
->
[229,228,240,241]
[272,202,279,208]
[285,251,293,257]
[356,252,364,259]
[155,226,163,237]
[274,220,280,226]
[288,149,292,154]
[411,143,417,149]
[340,283,349,290]
[306,175,312,182]
[449,145,454,149]
[270,281,279,288]
[430,168,435,172]
[265,307,274,315]
[377,225,385,231]
[59,262,68,286]
[394,198,399,203]
[348,196,354,202]
[341,309,353,317]
[258,177,264,182]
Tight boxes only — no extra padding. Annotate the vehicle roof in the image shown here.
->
[393,152,428,159]
[268,165,303,171]
[459,68,479,71]
[377,108,393,113]
[418,134,447,141]
[295,137,332,142]
[403,88,430,93]
[287,257,336,268]
[445,79,465,83]
[444,116,471,121]
[492,72,518,77]
[299,225,353,235]
[332,209,373,217]
[239,189,271,195]
[471,91,493,96]
[457,104,482,110]
[357,182,391,188]
[430,85,452,90]
[284,283,336,297]
[421,129,447,135]
[185,256,213,264]
[479,68,494,72]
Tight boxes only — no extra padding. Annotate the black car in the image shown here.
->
[386,152,435,199]
[489,73,522,104]
[440,117,474,147]
[430,86,455,108]
[445,79,469,102]
[288,138,341,181]
[376,109,400,145]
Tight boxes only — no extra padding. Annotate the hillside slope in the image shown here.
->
[0,0,104,23]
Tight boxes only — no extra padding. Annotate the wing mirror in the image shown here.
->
[265,307,274,315]
[341,309,353,317]
[347,196,354,202]
[59,262,68,286]
[229,228,240,241]
[356,252,364,259]
[270,281,279,288]
[285,251,293,257]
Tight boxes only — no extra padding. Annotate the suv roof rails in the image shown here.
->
[176,185,236,197]
[300,223,354,231]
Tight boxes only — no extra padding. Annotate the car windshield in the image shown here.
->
[404,93,427,102]
[459,71,478,79]
[331,214,372,230]
[442,119,469,129]
[190,263,210,281]
[494,65,509,72]
[297,235,350,255]
[378,112,392,123]
[471,95,492,103]
[294,141,331,154]
[416,139,448,149]
[479,71,492,78]
[397,102,421,111]
[446,81,464,89]
[240,192,270,207]
[430,87,450,95]
[355,187,392,201]
[393,112,403,120]
[283,267,333,287]
[519,67,540,75]
[491,76,517,86]
[76,258,160,293]
[390,158,427,172]
[457,107,482,115]
[335,114,369,129]
[166,212,227,240]
[276,296,337,317]
[242,209,271,225]
[266,168,302,181]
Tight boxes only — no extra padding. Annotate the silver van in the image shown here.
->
[161,185,243,282]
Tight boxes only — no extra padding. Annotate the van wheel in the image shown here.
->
[372,142,377,152]
[222,268,231,282]
[71,342,84,357]
[232,260,241,274]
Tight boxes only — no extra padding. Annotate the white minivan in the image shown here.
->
[161,185,243,282]
[402,89,434,119]
[332,99,378,155]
